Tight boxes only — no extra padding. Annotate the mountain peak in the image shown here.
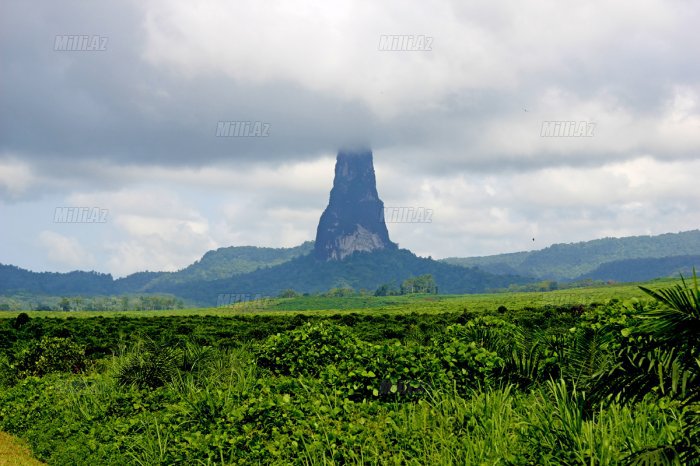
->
[314,149,397,260]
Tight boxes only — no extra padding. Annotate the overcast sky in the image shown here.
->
[1,0,699,277]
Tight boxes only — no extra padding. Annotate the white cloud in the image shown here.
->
[38,231,96,269]
[0,157,36,200]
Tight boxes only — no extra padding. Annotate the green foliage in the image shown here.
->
[115,340,180,390]
[638,269,700,347]
[593,270,700,464]
[374,282,400,296]
[400,274,438,294]
[11,312,30,329]
[255,322,360,377]
[1,285,699,465]
[321,341,445,400]
[435,325,505,394]
[0,353,16,388]
[278,288,300,298]
[14,337,85,378]
[322,287,356,297]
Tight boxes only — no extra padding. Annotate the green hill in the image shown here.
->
[0,244,530,306]
[441,230,700,280]
[0,243,314,297]
[577,255,700,282]
[147,248,531,306]
[141,241,314,290]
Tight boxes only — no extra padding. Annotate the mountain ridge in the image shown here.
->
[2,229,699,305]
[441,230,700,280]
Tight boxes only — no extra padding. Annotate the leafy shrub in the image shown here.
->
[0,354,16,388]
[592,272,700,464]
[448,316,521,356]
[437,338,504,394]
[0,376,63,442]
[15,337,85,378]
[11,312,30,329]
[322,341,446,400]
[255,322,360,377]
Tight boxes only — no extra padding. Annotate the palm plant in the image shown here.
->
[638,271,700,350]
[115,338,180,390]
[593,269,700,465]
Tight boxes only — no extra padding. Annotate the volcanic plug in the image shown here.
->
[314,149,397,260]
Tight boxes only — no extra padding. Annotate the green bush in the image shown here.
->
[0,290,695,464]
[437,339,504,394]
[11,312,30,329]
[15,337,86,378]
[0,354,15,388]
[446,316,521,356]
[255,322,360,377]
[322,341,446,400]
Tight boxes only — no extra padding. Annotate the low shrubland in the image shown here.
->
[0,275,698,464]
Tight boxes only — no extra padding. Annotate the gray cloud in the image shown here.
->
[1,0,699,275]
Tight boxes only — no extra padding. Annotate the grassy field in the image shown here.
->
[0,432,45,466]
[0,277,680,319]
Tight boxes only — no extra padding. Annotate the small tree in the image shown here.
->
[278,289,300,298]
[15,337,86,377]
[401,274,438,294]
[375,283,399,296]
[59,297,71,311]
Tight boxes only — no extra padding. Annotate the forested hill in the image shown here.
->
[578,255,700,282]
[145,248,531,306]
[140,241,315,290]
[0,242,314,296]
[4,230,699,303]
[441,230,700,281]
[0,246,530,305]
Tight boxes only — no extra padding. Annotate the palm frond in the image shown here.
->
[623,444,679,466]
[638,268,700,342]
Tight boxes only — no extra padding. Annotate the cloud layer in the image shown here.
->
[1,0,698,276]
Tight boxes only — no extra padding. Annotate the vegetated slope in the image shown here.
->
[148,248,532,306]
[0,265,117,295]
[140,241,315,290]
[441,229,700,280]
[0,242,314,296]
[576,255,700,282]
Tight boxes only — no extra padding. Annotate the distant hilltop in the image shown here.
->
[441,230,700,282]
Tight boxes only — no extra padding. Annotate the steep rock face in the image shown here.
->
[314,149,397,260]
